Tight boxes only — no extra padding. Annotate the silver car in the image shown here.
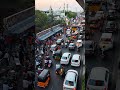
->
[68,43,76,50]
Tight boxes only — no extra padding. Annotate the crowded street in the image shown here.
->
[35,18,85,90]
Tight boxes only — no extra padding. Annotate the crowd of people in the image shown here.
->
[0,30,35,90]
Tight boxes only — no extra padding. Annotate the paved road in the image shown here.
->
[36,34,85,90]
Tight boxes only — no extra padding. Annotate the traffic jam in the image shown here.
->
[85,0,119,90]
[35,16,85,90]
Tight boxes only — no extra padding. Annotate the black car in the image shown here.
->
[85,40,97,56]
[107,10,117,20]
[105,21,118,33]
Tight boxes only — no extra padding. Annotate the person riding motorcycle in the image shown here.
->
[44,56,52,67]
[101,46,105,59]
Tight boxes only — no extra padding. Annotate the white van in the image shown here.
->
[99,33,113,51]
[66,29,71,36]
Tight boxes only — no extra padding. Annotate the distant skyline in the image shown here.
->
[35,0,84,12]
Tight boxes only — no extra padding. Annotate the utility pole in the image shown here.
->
[67,4,68,12]
[49,6,54,31]
[64,3,65,13]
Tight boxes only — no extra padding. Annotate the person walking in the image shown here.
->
[23,78,31,90]
[3,81,13,90]
[3,51,9,66]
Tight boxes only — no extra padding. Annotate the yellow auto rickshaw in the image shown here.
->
[54,49,62,60]
[37,69,50,88]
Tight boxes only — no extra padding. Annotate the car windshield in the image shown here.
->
[72,59,78,62]
[57,39,61,42]
[61,56,67,60]
[81,22,85,24]
[70,43,74,46]
[56,64,61,69]
[90,21,96,24]
[88,79,105,86]
[51,45,56,48]
[65,80,74,86]
[101,38,111,42]
[109,11,115,15]
[107,22,115,27]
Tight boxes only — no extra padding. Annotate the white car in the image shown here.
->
[76,40,83,48]
[63,70,78,90]
[60,52,71,65]
[68,43,76,50]
[50,44,57,52]
[56,39,63,45]
[71,54,81,67]
[86,67,109,90]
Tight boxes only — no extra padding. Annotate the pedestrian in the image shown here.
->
[28,81,34,90]
[3,81,13,90]
[0,50,3,59]
[3,51,9,66]
[23,78,31,90]
[105,1,108,10]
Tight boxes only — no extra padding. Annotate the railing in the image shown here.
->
[3,6,34,30]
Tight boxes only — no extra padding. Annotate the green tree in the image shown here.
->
[35,10,48,31]
[65,11,77,18]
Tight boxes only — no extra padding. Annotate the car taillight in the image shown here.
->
[87,87,89,90]
[73,88,76,90]
[104,87,107,90]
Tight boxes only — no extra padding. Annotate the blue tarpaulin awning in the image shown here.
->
[38,27,63,41]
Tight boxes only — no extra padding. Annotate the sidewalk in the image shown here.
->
[116,70,120,90]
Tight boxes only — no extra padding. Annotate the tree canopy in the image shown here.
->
[65,11,77,18]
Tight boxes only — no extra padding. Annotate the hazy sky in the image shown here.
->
[35,0,83,12]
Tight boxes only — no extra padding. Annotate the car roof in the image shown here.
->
[101,33,112,38]
[51,44,56,47]
[107,21,114,23]
[90,67,109,80]
[66,70,77,81]
[63,52,71,56]
[109,10,115,12]
[97,11,104,13]
[70,43,75,45]
[77,40,82,42]
[58,39,62,40]
[38,69,49,79]
[85,40,93,44]
[72,54,80,59]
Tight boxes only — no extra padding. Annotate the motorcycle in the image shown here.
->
[65,43,68,48]
[48,60,52,67]
[77,47,80,51]
[44,55,52,68]
[44,60,49,68]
